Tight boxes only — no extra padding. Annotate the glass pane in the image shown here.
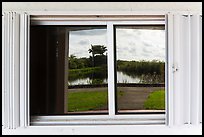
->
[115,25,165,114]
[67,26,108,114]
[30,26,108,116]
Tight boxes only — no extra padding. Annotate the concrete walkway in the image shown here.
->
[67,87,165,114]
[117,87,164,110]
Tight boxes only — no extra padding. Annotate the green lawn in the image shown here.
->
[144,90,165,110]
[67,89,165,112]
[67,90,108,112]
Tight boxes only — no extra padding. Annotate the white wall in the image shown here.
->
[2,2,202,12]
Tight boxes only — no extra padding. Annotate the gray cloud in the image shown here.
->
[143,42,152,47]
[142,47,152,53]
[129,42,136,46]
[141,52,150,58]
[133,29,142,35]
[78,39,89,45]
[70,28,165,61]
[129,47,137,54]
[116,29,138,39]
[117,46,129,51]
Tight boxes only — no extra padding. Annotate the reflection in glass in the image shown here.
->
[67,26,108,114]
[115,26,165,114]
[30,26,108,116]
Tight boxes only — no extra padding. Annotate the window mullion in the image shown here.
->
[107,22,116,116]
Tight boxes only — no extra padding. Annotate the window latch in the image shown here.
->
[172,64,179,73]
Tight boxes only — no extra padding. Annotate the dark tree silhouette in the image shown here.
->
[88,45,107,67]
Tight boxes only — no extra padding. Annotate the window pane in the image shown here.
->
[30,26,108,116]
[115,25,165,114]
[67,26,108,115]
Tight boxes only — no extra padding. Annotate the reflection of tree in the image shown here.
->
[69,45,107,69]
[88,45,107,56]
[69,54,92,69]
[69,55,77,69]
[68,45,108,85]
[88,45,107,67]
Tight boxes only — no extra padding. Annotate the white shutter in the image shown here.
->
[2,12,30,129]
[190,15,202,125]
[167,13,202,126]
[198,15,202,124]
[2,12,6,129]
[2,12,20,129]
[20,13,30,128]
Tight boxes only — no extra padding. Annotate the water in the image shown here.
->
[68,77,108,85]
[68,71,140,85]
[117,71,140,83]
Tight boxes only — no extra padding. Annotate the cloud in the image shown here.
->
[143,42,152,47]
[69,27,165,61]
[129,42,136,46]
[141,52,150,58]
[142,47,153,53]
[78,39,89,45]
[129,47,137,54]
[133,29,142,35]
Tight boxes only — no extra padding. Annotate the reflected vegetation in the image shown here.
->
[67,25,165,114]
[115,25,165,113]
[117,60,165,84]
[67,27,108,114]
[68,45,108,85]
[68,58,165,85]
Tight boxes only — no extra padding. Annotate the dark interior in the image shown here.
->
[30,26,66,115]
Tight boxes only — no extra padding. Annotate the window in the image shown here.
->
[30,24,166,117]
[2,13,202,129]
[29,16,167,126]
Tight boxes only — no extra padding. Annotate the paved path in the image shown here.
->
[67,87,164,112]
[117,87,164,110]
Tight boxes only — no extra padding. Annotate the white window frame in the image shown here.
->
[2,11,202,134]
[29,18,166,126]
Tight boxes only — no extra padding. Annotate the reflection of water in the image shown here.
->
[68,71,141,85]
[117,71,140,83]
[68,71,164,85]
[68,78,90,85]
[68,78,108,85]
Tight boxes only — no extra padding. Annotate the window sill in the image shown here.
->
[2,124,202,135]
[30,114,165,126]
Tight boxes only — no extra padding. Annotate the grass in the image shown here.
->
[144,90,165,110]
[67,89,165,112]
[67,90,108,112]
